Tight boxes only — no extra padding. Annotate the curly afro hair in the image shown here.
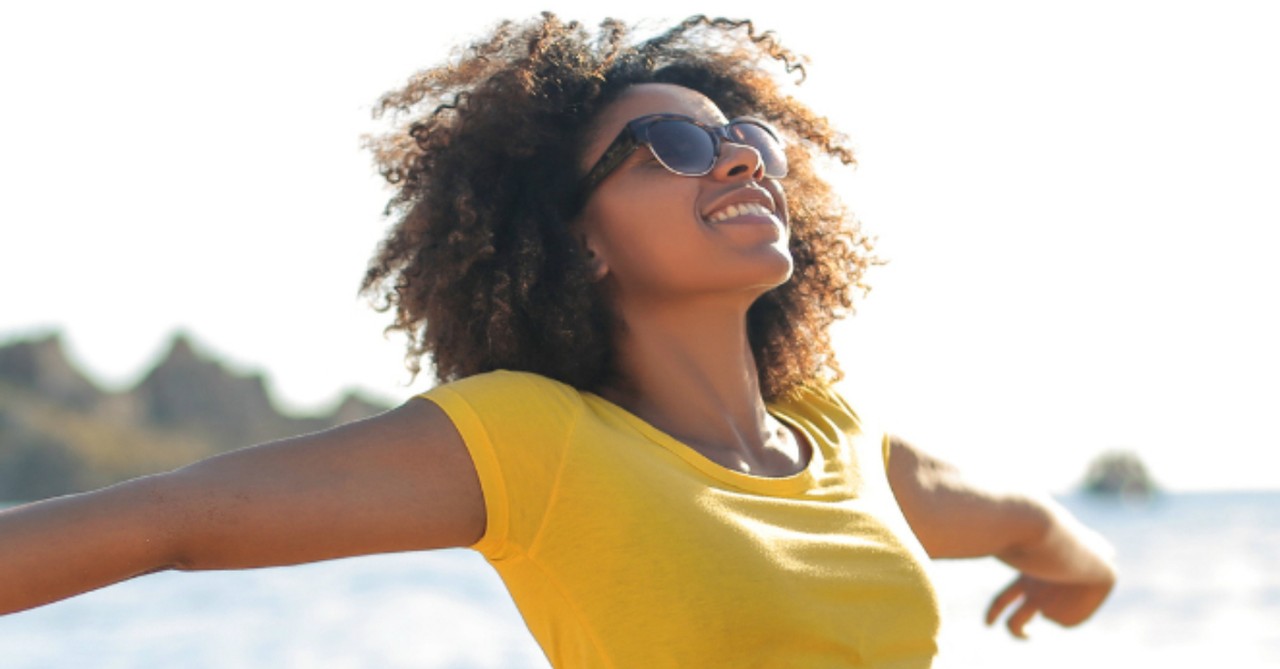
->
[361,13,876,401]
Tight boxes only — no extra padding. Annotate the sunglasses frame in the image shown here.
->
[578,114,788,199]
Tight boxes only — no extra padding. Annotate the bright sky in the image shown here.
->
[2,1,1277,492]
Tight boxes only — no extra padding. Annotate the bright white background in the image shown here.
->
[2,0,1277,492]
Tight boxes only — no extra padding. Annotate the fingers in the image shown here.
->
[985,577,1025,626]
[1005,599,1039,639]
[988,574,1112,638]
[987,576,1040,639]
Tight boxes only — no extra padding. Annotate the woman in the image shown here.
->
[0,14,1114,667]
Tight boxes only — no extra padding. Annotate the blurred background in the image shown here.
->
[2,0,1277,666]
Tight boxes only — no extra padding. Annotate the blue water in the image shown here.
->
[2,492,1277,668]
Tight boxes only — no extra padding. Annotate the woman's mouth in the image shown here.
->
[705,201,775,223]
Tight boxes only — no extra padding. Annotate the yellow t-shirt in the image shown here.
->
[421,370,939,668]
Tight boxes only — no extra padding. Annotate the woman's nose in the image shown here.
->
[712,141,765,181]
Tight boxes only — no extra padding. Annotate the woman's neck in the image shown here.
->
[598,294,789,469]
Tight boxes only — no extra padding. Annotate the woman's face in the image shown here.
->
[576,83,792,307]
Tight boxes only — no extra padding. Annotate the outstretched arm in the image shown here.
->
[885,434,1115,638]
[0,399,483,615]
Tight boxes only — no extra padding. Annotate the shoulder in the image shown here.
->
[421,370,586,415]
[771,382,865,439]
[417,370,587,455]
[772,382,897,475]
[423,368,579,395]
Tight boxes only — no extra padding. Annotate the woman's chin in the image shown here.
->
[734,251,795,296]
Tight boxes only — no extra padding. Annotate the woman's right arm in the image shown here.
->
[0,398,484,615]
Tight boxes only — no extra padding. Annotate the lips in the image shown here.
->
[701,188,779,224]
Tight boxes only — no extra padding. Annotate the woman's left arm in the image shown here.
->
[885,434,1117,638]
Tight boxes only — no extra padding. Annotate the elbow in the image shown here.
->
[991,493,1056,562]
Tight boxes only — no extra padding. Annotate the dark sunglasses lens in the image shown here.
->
[647,120,717,175]
[730,122,788,178]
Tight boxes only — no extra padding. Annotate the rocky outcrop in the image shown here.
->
[132,333,303,448]
[0,331,390,500]
[1081,450,1158,498]
[0,333,104,411]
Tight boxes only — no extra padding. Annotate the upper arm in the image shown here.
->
[159,398,485,571]
[885,435,1049,560]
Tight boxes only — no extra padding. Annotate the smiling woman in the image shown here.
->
[360,14,870,400]
[0,13,1115,669]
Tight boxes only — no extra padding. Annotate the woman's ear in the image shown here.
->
[580,234,610,281]
[572,214,610,281]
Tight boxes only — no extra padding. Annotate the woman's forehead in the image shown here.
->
[581,84,727,166]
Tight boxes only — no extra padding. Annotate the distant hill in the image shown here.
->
[0,331,390,501]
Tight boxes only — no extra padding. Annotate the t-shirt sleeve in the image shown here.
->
[418,370,582,561]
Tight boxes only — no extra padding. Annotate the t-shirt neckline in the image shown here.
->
[581,391,820,496]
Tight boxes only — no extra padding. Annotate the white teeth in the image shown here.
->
[706,202,772,223]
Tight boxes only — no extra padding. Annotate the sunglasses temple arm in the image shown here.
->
[580,135,639,195]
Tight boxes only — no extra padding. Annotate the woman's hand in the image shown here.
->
[986,571,1115,639]
[885,434,1117,638]
[986,495,1117,638]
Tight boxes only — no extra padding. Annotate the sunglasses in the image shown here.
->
[579,114,788,197]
